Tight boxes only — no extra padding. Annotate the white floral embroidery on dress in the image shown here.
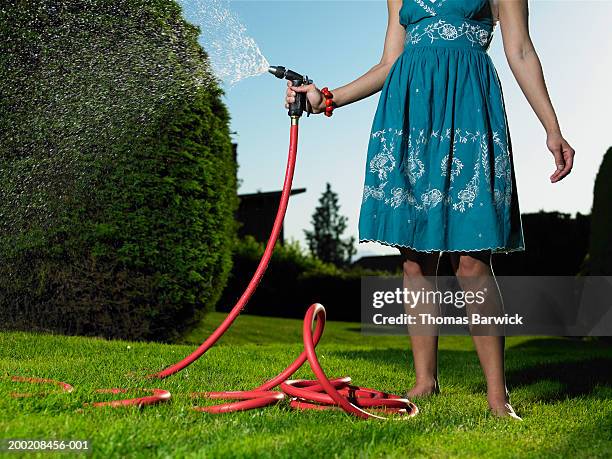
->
[422,188,444,209]
[494,152,512,208]
[441,154,464,182]
[454,161,480,212]
[481,133,490,180]
[491,131,512,208]
[413,0,436,16]
[401,128,426,185]
[369,128,401,181]
[386,187,418,209]
[413,0,448,16]
[406,19,491,48]
[362,124,513,214]
[363,181,387,203]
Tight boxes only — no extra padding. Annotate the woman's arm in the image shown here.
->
[285,0,406,112]
[498,0,575,183]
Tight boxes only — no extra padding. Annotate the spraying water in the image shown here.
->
[0,0,269,236]
[178,0,270,86]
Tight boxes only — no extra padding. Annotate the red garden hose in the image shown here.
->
[10,117,418,419]
[9,376,74,398]
[151,119,300,380]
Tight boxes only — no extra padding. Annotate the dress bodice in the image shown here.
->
[399,0,496,28]
[399,0,497,52]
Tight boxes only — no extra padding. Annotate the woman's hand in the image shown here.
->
[547,132,575,183]
[285,80,325,114]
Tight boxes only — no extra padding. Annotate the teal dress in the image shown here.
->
[358,0,525,254]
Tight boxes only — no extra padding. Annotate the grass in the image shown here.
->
[1,311,611,458]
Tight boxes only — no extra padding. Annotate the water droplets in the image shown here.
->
[0,1,215,234]
[178,0,270,86]
[0,0,269,235]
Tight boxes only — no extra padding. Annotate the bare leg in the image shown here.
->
[399,247,441,398]
[450,251,521,419]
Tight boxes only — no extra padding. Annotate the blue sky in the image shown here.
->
[188,1,612,258]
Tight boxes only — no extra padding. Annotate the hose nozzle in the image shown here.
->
[268,66,308,83]
[268,65,313,118]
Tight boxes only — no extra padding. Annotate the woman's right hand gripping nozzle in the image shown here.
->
[285,80,325,115]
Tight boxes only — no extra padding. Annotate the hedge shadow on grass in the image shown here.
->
[505,358,612,401]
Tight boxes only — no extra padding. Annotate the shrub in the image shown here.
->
[217,236,392,321]
[0,0,239,341]
[585,147,612,275]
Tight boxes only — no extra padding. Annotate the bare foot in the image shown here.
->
[406,380,440,398]
[488,391,522,420]
[489,402,522,420]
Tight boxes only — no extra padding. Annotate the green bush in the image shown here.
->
[0,0,239,341]
[217,236,392,321]
[585,147,612,275]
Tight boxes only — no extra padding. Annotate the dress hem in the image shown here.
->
[358,238,526,255]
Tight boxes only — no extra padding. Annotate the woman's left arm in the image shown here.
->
[498,0,575,183]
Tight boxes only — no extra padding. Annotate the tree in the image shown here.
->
[304,183,356,267]
[585,146,612,275]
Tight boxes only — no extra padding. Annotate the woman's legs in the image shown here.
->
[399,247,441,398]
[449,251,520,419]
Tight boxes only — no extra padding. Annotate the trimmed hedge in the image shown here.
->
[0,0,239,341]
[586,147,612,275]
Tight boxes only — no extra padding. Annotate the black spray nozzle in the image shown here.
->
[268,65,313,118]
[268,65,306,83]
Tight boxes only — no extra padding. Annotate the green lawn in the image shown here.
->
[1,312,611,458]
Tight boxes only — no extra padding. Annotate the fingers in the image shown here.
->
[285,81,297,106]
[285,81,316,108]
[550,139,575,183]
[563,144,575,173]
[555,141,575,182]
[549,144,564,183]
[287,80,314,92]
[286,85,297,104]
